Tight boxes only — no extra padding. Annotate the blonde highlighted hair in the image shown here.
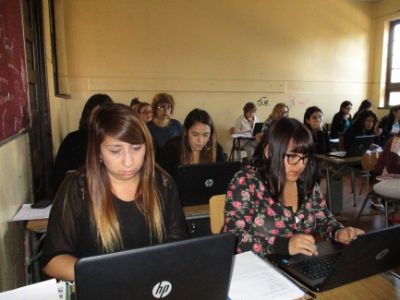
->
[86,104,165,252]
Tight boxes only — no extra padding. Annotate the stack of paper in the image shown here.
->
[11,204,52,221]
[228,251,306,300]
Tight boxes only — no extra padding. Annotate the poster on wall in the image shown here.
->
[0,0,29,142]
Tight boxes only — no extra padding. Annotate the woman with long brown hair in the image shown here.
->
[42,104,188,281]
[157,108,225,178]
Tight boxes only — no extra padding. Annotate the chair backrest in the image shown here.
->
[229,127,235,135]
[361,151,380,172]
[209,194,226,234]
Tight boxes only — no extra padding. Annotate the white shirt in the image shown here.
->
[234,115,260,134]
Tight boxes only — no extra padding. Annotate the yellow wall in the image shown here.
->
[52,0,375,153]
[0,134,32,290]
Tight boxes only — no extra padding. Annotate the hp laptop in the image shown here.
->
[328,135,375,158]
[268,225,400,292]
[75,233,236,300]
[176,161,241,206]
[252,122,264,136]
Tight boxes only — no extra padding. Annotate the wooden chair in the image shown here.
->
[209,194,226,234]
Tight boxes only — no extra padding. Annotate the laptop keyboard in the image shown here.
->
[290,254,341,280]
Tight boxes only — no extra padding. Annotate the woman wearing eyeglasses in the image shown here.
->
[137,102,153,124]
[223,118,363,257]
[147,93,182,153]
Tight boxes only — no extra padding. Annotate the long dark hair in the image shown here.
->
[253,118,317,203]
[338,100,352,117]
[303,106,323,131]
[79,94,113,130]
[86,103,165,252]
[180,108,217,164]
[352,110,378,134]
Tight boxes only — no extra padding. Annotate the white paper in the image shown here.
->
[228,252,305,300]
[11,204,52,221]
[0,279,59,300]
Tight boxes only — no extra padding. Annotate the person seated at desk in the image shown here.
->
[147,93,182,154]
[223,118,363,257]
[343,110,381,151]
[374,132,400,221]
[157,108,226,179]
[52,93,113,194]
[42,104,188,281]
[137,102,153,124]
[330,100,353,139]
[303,106,331,154]
[260,102,289,134]
[378,104,400,146]
[352,99,372,123]
[233,102,259,160]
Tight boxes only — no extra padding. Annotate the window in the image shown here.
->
[385,19,400,107]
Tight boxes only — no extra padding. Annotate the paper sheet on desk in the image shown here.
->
[11,204,52,221]
[228,251,304,300]
[0,279,60,300]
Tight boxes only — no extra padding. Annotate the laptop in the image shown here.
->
[176,161,241,207]
[268,225,400,292]
[252,122,264,136]
[75,233,236,300]
[328,135,375,158]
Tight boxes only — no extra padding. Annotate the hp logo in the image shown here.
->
[152,281,172,298]
[205,178,214,188]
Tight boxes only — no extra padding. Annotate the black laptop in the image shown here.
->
[252,122,264,136]
[176,161,241,206]
[75,233,236,300]
[268,225,400,292]
[328,135,375,158]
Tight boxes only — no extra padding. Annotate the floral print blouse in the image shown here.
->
[223,167,343,257]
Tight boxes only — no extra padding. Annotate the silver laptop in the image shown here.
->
[268,225,400,292]
[75,233,236,300]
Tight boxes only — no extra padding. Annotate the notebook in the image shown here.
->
[75,233,236,300]
[252,122,264,136]
[176,161,241,207]
[268,225,400,292]
[328,134,375,158]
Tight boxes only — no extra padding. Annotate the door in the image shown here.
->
[22,0,54,201]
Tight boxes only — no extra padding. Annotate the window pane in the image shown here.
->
[393,54,400,68]
[389,92,400,106]
[391,69,400,83]
[395,24,400,41]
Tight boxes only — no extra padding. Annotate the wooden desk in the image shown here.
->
[315,154,362,213]
[316,272,400,299]
[229,133,255,161]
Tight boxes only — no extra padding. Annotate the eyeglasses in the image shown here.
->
[285,153,309,165]
[140,110,153,115]
[156,105,172,111]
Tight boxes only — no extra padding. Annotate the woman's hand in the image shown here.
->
[289,234,318,256]
[335,227,364,244]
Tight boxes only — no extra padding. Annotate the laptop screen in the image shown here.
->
[75,233,236,300]
[176,161,242,206]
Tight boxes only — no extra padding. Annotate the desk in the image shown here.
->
[315,154,362,214]
[316,272,400,299]
[229,133,255,161]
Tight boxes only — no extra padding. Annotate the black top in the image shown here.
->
[313,129,331,154]
[157,135,226,179]
[330,112,352,139]
[52,130,88,194]
[378,114,396,146]
[41,170,188,267]
[343,126,377,151]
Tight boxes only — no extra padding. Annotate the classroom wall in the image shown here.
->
[0,135,32,291]
[50,0,376,154]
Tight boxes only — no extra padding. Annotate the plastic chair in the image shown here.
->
[209,194,226,234]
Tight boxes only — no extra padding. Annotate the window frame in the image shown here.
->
[385,19,400,107]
